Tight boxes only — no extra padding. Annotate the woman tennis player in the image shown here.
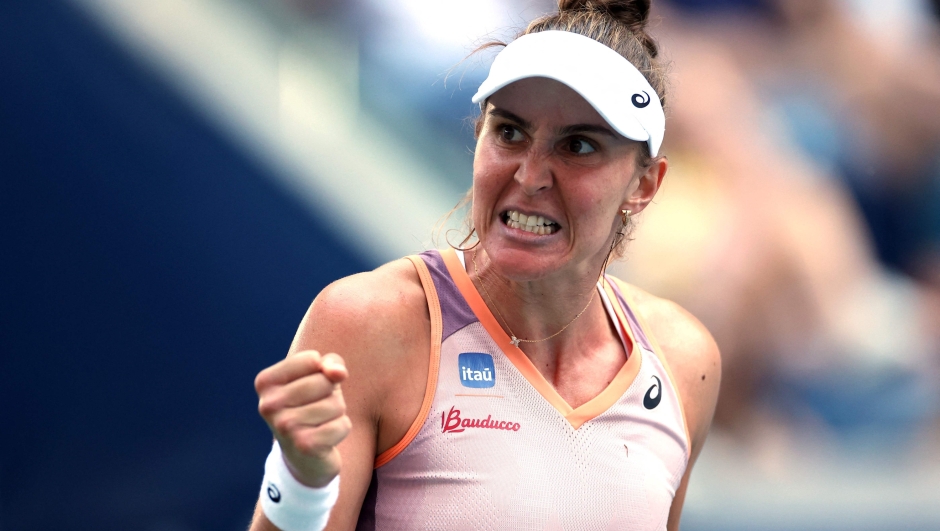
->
[249,1,721,529]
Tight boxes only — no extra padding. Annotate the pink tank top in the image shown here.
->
[356,249,690,531]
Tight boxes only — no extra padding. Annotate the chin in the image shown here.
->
[485,246,564,281]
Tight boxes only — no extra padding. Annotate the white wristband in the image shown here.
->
[259,441,340,531]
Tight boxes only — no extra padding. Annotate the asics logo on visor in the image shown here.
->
[471,31,666,156]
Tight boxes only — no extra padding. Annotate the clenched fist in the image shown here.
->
[255,350,351,488]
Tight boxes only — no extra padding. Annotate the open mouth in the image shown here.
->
[501,210,559,235]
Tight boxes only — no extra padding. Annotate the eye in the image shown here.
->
[566,137,596,154]
[499,125,524,143]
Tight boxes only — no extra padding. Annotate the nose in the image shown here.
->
[514,149,553,196]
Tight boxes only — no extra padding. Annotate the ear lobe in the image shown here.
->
[623,157,668,215]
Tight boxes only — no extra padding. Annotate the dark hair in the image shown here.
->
[445,0,667,257]
[534,0,665,106]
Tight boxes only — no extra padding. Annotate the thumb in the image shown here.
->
[319,352,348,383]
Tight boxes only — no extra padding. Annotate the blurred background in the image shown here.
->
[1,0,939,529]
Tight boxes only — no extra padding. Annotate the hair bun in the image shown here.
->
[557,0,652,30]
[556,0,656,57]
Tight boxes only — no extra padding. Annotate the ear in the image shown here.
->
[621,156,668,215]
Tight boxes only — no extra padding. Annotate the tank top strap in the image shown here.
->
[416,250,478,342]
[602,274,657,354]
[373,253,443,468]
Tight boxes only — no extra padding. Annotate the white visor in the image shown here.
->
[472,30,665,157]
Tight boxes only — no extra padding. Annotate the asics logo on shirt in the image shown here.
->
[644,375,662,410]
[458,352,495,388]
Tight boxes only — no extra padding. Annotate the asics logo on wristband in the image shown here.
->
[267,483,281,503]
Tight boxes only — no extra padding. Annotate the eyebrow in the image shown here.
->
[487,107,618,139]
[488,108,533,131]
[558,123,618,139]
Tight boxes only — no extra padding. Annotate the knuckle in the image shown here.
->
[323,417,351,446]
[257,391,282,417]
[296,432,325,455]
[257,398,271,417]
[299,349,321,364]
[331,394,347,417]
[254,371,269,393]
[335,400,347,418]
[310,375,333,399]
[293,435,311,453]
[273,414,294,435]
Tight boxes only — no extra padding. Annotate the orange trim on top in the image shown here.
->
[602,278,637,355]
[566,351,641,429]
[567,281,641,429]
[440,249,572,416]
[374,256,442,468]
[608,277,692,459]
[440,248,641,430]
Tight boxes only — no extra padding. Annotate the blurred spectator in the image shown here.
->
[612,2,940,451]
[675,0,940,288]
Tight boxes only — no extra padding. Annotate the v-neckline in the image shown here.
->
[442,248,643,430]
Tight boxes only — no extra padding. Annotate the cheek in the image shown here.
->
[471,148,514,219]
[470,169,498,232]
[565,185,621,240]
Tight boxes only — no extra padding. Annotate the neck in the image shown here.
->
[468,248,612,354]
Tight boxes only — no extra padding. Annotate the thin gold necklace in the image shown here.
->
[471,250,598,347]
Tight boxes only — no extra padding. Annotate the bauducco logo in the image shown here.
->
[441,406,521,433]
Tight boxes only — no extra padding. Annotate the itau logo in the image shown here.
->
[458,352,495,388]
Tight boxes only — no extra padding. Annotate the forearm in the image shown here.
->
[249,501,282,531]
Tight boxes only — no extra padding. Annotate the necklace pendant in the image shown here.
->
[510,336,521,347]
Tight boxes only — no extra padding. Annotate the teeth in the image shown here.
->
[504,210,557,235]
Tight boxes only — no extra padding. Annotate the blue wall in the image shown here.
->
[0,2,373,530]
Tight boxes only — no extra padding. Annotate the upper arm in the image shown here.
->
[284,260,431,530]
[631,291,721,531]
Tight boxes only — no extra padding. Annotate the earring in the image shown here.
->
[621,209,632,226]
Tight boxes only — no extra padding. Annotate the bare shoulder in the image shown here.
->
[618,282,721,445]
[289,257,431,430]
[290,258,429,357]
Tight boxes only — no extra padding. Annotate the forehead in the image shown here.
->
[485,77,612,130]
